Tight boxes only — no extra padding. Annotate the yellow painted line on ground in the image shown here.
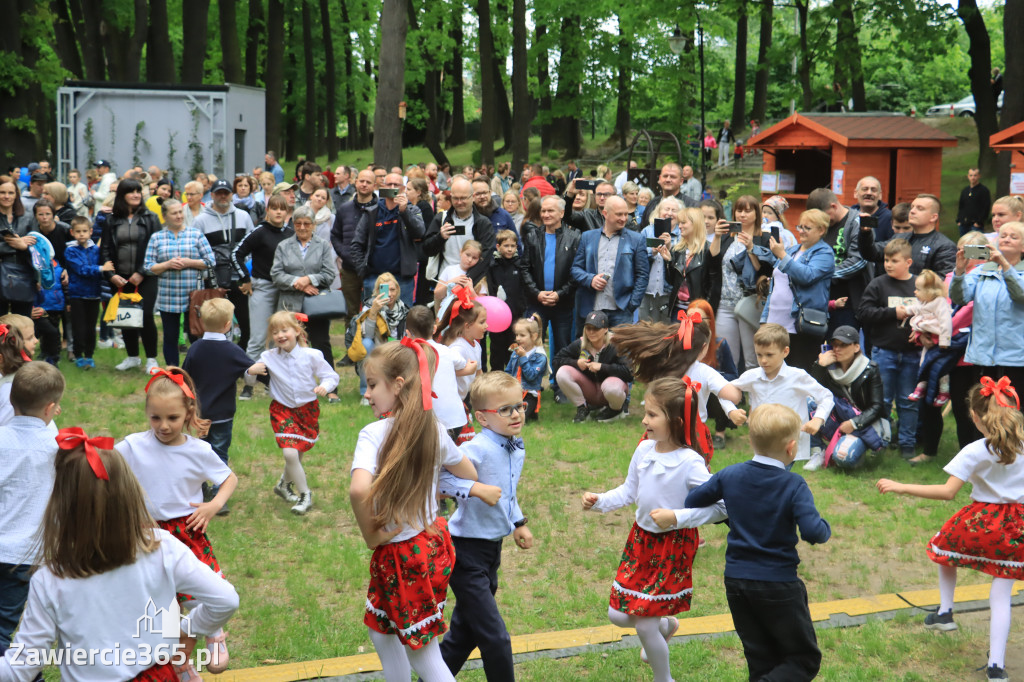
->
[207,582,1024,682]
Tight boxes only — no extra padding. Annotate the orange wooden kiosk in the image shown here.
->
[746,114,957,227]
[990,121,1024,194]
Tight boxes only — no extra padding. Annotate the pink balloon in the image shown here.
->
[476,295,512,333]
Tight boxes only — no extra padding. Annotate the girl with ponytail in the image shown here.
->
[877,377,1024,681]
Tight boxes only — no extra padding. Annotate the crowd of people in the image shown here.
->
[2,151,1024,682]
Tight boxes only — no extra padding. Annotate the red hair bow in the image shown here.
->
[666,309,703,349]
[400,337,434,410]
[681,376,703,447]
[56,426,114,480]
[145,368,195,399]
[980,376,1020,409]
[0,324,32,362]
[449,284,476,323]
[294,312,309,323]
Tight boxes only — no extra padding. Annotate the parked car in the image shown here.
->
[925,92,1004,117]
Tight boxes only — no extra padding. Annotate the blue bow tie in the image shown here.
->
[504,436,524,453]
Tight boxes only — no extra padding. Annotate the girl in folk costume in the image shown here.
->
[438,285,486,444]
[877,377,1024,682]
[582,378,727,682]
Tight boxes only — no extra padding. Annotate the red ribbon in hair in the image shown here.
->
[0,324,32,362]
[145,369,195,399]
[449,285,476,323]
[681,375,714,463]
[294,312,309,323]
[400,337,434,410]
[56,426,114,480]
[980,375,1020,409]
[665,309,703,349]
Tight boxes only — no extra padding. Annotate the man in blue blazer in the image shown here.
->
[571,196,650,331]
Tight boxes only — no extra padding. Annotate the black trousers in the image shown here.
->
[227,284,250,351]
[440,536,515,682]
[70,298,99,358]
[724,577,821,682]
[305,316,334,369]
[34,310,63,360]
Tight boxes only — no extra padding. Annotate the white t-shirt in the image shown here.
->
[443,212,475,268]
[439,263,487,295]
[350,418,463,543]
[117,431,233,521]
[449,336,482,399]
[1,530,238,682]
[945,438,1024,504]
[426,340,468,429]
[681,361,738,422]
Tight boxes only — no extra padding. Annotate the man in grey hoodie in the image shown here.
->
[192,179,255,349]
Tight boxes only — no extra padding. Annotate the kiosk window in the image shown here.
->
[773,149,831,195]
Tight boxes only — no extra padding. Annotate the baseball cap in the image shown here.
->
[211,179,233,193]
[830,325,859,345]
[272,182,299,195]
[584,310,609,329]
[94,159,110,168]
[27,163,40,173]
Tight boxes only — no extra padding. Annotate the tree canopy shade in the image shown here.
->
[0,0,1011,183]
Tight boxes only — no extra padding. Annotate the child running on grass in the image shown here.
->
[877,377,1024,682]
[350,340,478,682]
[248,311,339,516]
[583,378,726,682]
[439,287,487,444]
[1,427,238,682]
[116,366,237,677]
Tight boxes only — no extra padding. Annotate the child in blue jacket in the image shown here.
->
[33,260,67,366]
[64,216,113,368]
[504,314,548,422]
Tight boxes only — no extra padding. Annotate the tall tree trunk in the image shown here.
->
[75,0,105,80]
[265,0,285,153]
[999,0,1024,195]
[219,0,243,83]
[415,0,450,164]
[245,0,264,85]
[731,0,748,132]
[339,0,358,149]
[320,0,338,158]
[491,56,513,151]
[448,7,466,147]
[477,0,496,166]
[302,0,317,157]
[374,0,408,167]
[958,0,999,176]
[536,22,551,152]
[751,0,773,124]
[612,13,632,151]
[51,0,83,78]
[181,0,211,83]
[284,17,298,160]
[1,0,37,160]
[797,0,812,109]
[835,0,865,111]
[510,0,529,171]
[146,0,175,82]
[550,16,581,157]
[359,54,371,148]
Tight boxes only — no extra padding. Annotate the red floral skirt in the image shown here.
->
[270,399,320,452]
[158,515,222,604]
[364,517,455,650]
[926,501,1024,580]
[131,661,177,682]
[609,522,698,617]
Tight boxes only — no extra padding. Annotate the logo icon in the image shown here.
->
[135,598,193,639]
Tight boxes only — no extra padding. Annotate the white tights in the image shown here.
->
[608,607,674,682]
[281,447,309,494]
[368,629,454,682]
[937,566,1014,669]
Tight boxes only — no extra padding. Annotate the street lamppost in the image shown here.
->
[668,17,706,187]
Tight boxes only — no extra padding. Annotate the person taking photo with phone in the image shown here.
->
[423,177,495,292]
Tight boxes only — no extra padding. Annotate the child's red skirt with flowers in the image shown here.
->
[609,522,698,617]
[270,399,320,451]
[157,515,223,603]
[364,517,455,650]
[926,501,1024,580]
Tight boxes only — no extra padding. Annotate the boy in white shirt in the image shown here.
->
[0,362,65,650]
[729,324,834,471]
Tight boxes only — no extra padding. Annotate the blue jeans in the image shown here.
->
[362,275,415,310]
[160,310,197,368]
[357,336,378,394]
[872,347,920,449]
[830,434,869,469]
[204,420,233,496]
[0,563,32,649]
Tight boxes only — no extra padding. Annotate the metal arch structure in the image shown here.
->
[624,130,684,191]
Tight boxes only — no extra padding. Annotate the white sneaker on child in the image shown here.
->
[291,491,313,515]
[803,450,825,471]
[115,356,141,371]
[145,358,160,374]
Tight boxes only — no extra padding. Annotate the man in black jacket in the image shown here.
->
[520,196,581,395]
[564,179,616,232]
[351,172,424,308]
[330,165,355,212]
[331,169,377,320]
[858,194,957,278]
[422,177,495,286]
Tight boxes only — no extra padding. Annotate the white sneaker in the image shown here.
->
[96,338,114,349]
[115,356,141,371]
[803,451,825,472]
[291,491,313,515]
[145,358,160,374]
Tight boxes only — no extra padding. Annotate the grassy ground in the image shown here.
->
[53,324,1006,680]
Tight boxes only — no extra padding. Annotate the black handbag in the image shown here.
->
[0,261,36,303]
[796,306,828,338]
[301,290,348,319]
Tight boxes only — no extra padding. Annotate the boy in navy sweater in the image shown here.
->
[686,403,831,682]
[182,298,254,515]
